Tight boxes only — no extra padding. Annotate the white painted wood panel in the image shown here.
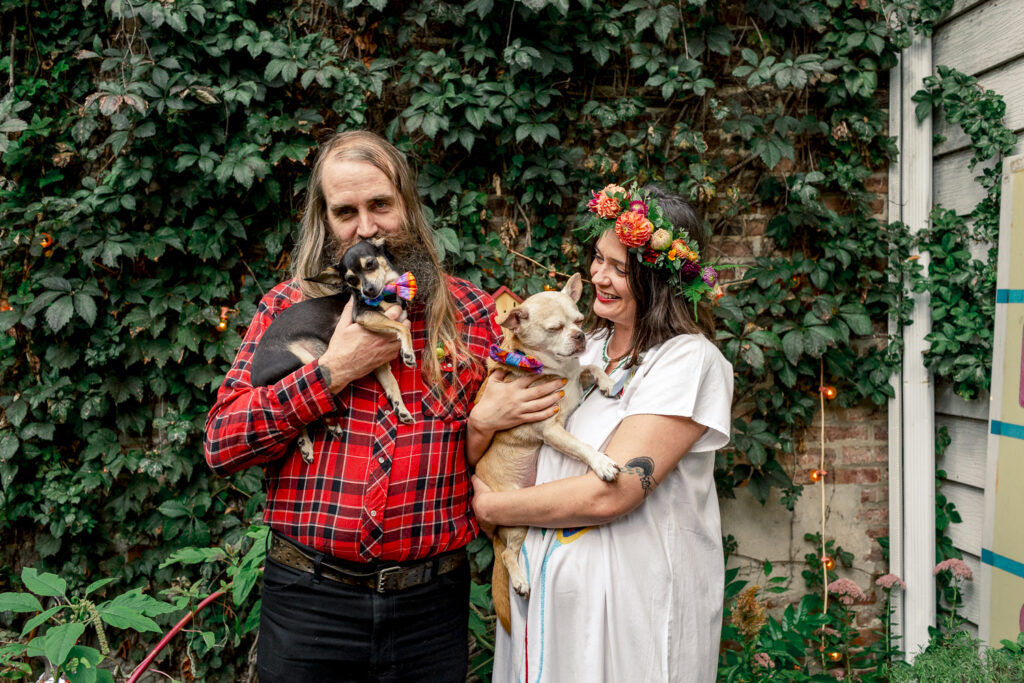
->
[936,415,989,488]
[942,480,984,556]
[934,138,1024,216]
[934,59,1024,156]
[935,382,991,420]
[933,0,1024,78]
[939,551,982,626]
[943,0,988,23]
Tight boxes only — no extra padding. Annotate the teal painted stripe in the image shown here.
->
[992,420,1024,440]
[982,548,1024,580]
[996,289,1024,303]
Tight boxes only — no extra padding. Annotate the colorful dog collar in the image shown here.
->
[489,344,544,374]
[363,272,417,307]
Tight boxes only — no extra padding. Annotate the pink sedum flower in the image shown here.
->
[934,558,973,581]
[752,652,774,669]
[827,578,866,606]
[875,573,907,590]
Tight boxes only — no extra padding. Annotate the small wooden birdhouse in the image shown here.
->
[491,286,523,321]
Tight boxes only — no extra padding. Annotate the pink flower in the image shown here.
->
[814,626,840,638]
[934,558,973,581]
[831,670,846,680]
[628,199,649,216]
[875,573,906,590]
[827,578,866,606]
[752,652,774,669]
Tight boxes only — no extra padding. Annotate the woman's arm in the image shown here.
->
[465,368,565,467]
[472,412,707,527]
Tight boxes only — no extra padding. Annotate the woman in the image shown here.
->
[468,184,734,682]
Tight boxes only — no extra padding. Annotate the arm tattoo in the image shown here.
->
[620,457,657,498]
[319,364,333,392]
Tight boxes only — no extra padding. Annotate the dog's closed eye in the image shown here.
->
[547,323,564,331]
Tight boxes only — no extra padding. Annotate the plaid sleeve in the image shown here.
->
[204,283,340,476]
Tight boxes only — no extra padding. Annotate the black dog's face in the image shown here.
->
[310,237,401,300]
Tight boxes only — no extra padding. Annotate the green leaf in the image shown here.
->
[45,295,75,332]
[74,293,98,326]
[0,592,43,613]
[42,622,86,667]
[98,605,161,633]
[85,578,119,596]
[781,330,804,365]
[21,605,65,637]
[21,568,67,598]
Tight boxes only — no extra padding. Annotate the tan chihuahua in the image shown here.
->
[474,273,618,632]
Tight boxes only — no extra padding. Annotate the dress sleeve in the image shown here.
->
[622,335,734,452]
[203,285,340,476]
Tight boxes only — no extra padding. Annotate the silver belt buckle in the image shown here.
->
[376,565,401,593]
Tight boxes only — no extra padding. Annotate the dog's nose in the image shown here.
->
[571,330,585,345]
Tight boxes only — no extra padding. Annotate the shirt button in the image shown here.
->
[370,510,377,517]
[382,408,391,416]
[378,456,386,464]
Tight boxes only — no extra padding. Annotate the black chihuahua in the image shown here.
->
[249,237,418,462]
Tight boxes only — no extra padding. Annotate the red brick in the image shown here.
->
[858,508,888,524]
[865,527,889,539]
[827,425,870,441]
[841,446,880,465]
[842,406,881,422]
[741,217,767,236]
[864,174,888,193]
[833,467,881,484]
[874,425,888,441]
[718,238,754,257]
[870,197,886,215]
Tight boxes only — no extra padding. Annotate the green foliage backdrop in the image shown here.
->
[0,0,1011,677]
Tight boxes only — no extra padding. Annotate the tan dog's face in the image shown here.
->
[499,273,586,370]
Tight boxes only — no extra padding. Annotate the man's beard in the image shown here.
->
[329,229,440,305]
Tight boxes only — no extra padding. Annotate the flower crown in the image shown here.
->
[577,182,718,304]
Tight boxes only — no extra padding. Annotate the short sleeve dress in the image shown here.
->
[492,331,734,683]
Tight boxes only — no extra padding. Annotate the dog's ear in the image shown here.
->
[561,272,583,303]
[306,266,346,286]
[368,236,386,249]
[497,306,528,331]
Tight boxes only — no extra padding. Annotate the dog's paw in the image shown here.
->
[596,374,616,396]
[591,453,619,482]
[401,350,417,368]
[510,575,530,598]
[397,406,414,424]
[299,436,315,465]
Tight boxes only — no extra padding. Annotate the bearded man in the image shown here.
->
[204,131,562,681]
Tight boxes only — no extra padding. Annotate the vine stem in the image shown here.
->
[819,356,828,667]
[126,590,226,683]
[506,248,591,283]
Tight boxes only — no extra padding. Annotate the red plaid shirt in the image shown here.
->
[204,276,500,562]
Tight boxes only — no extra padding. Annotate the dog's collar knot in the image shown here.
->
[363,272,417,307]
[489,344,544,374]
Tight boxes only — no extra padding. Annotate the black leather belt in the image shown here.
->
[268,534,466,593]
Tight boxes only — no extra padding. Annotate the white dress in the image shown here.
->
[492,332,734,683]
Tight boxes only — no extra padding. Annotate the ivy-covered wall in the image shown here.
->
[0,0,1006,678]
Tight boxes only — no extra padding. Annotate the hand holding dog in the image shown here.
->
[320,298,407,394]
[469,368,566,435]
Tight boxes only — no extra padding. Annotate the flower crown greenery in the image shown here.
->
[577,182,721,305]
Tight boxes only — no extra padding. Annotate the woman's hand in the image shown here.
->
[471,475,496,538]
[469,368,566,434]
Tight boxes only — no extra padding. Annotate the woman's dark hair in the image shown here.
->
[589,184,715,366]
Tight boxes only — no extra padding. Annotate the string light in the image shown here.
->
[40,232,53,248]
[0,300,11,312]
[827,651,842,662]
[216,306,230,332]
[822,556,836,571]
[820,385,837,400]
[810,469,827,482]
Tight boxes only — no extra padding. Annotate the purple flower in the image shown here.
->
[701,265,717,286]
[680,261,701,280]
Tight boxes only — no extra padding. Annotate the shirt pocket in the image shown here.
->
[421,362,479,422]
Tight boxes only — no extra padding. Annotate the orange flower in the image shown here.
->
[614,211,653,248]
[667,249,678,261]
[687,249,700,262]
[588,183,628,219]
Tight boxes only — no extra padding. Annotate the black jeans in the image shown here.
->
[257,553,470,683]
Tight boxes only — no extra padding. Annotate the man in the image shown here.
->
[204,130,501,681]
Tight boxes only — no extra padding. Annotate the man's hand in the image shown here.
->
[318,299,408,394]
